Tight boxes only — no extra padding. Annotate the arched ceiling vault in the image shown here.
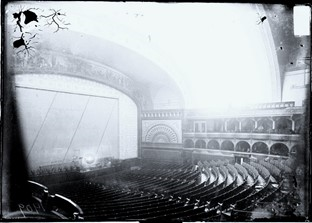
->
[6,2,309,110]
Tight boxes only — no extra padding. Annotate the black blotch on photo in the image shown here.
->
[260,16,267,22]
[13,37,26,48]
[23,10,38,24]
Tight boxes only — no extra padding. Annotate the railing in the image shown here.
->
[28,180,49,203]
[248,101,295,110]
[27,180,84,220]
[142,109,183,119]
[188,148,289,159]
[183,132,301,141]
[49,194,84,220]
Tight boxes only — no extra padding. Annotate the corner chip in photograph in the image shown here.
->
[294,5,311,36]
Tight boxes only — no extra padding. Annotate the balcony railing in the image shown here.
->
[183,132,301,141]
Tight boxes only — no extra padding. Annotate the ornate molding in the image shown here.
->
[9,50,152,109]
[145,124,178,143]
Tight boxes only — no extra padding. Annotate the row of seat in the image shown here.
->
[242,162,259,180]
[250,161,271,181]
[46,159,281,221]
[270,159,293,174]
[259,160,282,180]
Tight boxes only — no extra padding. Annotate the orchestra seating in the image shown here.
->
[36,156,299,221]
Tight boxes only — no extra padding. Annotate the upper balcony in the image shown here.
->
[183,131,301,142]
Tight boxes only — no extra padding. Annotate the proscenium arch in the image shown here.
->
[252,142,269,154]
[207,140,220,150]
[270,143,289,156]
[14,74,139,166]
[221,140,234,151]
[8,30,184,110]
[235,141,251,152]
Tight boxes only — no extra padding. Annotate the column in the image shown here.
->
[291,120,295,131]
[224,120,228,132]
[254,120,258,129]
[238,120,242,132]
[271,117,275,130]
[271,118,275,130]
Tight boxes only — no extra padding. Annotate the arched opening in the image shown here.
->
[214,120,223,132]
[184,139,194,148]
[146,124,178,143]
[270,143,289,156]
[227,119,239,132]
[252,142,269,154]
[293,115,303,134]
[207,140,220,150]
[235,141,250,152]
[256,118,272,133]
[195,140,206,149]
[206,120,215,132]
[221,140,234,151]
[290,145,300,156]
[241,119,254,132]
[275,117,292,134]
[152,134,171,143]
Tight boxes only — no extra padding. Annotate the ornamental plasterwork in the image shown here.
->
[9,49,152,109]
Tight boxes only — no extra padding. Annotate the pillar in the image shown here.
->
[224,120,228,132]
[238,120,242,132]
[272,118,275,130]
[291,120,295,131]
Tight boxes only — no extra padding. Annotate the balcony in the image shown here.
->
[183,132,301,142]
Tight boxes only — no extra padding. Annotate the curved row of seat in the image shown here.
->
[242,162,259,180]
[258,160,282,180]
[46,158,290,221]
[250,161,271,181]
[269,158,293,174]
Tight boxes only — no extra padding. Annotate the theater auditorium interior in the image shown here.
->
[1,2,311,222]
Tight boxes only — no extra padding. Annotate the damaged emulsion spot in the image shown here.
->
[13,8,39,32]
[11,6,70,56]
[256,13,267,25]
[13,33,37,55]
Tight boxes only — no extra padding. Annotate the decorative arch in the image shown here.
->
[241,118,255,132]
[235,141,251,152]
[252,142,269,154]
[290,144,300,155]
[270,143,289,156]
[195,139,206,149]
[184,139,194,148]
[207,140,220,150]
[257,118,273,132]
[275,117,292,133]
[145,124,178,143]
[227,119,239,132]
[221,140,234,151]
